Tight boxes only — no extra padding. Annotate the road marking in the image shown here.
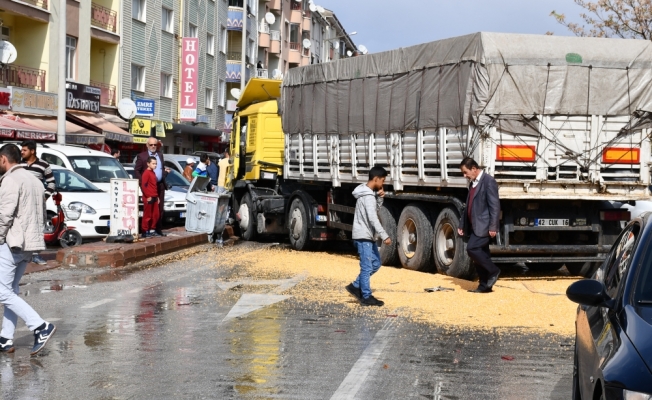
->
[81,298,115,309]
[221,293,291,322]
[216,272,308,292]
[128,288,142,293]
[330,317,398,400]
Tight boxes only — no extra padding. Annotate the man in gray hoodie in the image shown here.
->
[346,166,391,307]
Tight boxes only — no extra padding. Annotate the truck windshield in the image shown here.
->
[68,156,129,183]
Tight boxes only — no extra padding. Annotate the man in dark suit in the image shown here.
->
[458,157,501,293]
[134,137,168,236]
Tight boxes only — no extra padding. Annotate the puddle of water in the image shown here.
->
[40,283,87,293]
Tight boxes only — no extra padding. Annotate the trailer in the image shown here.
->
[227,32,652,279]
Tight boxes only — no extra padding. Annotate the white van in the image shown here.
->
[37,144,130,191]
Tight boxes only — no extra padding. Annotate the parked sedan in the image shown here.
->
[567,213,652,399]
[47,166,111,240]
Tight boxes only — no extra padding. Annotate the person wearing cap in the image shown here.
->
[183,158,195,182]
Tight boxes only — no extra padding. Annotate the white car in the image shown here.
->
[37,144,130,191]
[47,166,111,240]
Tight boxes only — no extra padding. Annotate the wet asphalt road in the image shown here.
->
[1,244,573,399]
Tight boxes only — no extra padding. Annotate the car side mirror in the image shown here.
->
[566,280,615,308]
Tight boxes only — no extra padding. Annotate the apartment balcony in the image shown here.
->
[91,3,117,33]
[90,80,116,107]
[1,65,46,91]
[256,69,268,79]
[227,52,242,61]
[290,4,302,24]
[303,47,310,57]
[226,100,237,112]
[258,22,270,48]
[18,0,48,10]
[270,30,281,54]
[227,7,244,31]
[226,62,251,83]
[302,16,311,31]
[288,43,301,64]
[269,0,281,11]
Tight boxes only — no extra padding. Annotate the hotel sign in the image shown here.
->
[180,38,198,121]
[9,87,58,116]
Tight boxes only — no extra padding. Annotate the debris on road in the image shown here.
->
[424,286,454,292]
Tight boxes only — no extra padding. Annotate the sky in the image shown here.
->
[317,0,587,53]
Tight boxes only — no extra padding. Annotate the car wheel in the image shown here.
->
[60,229,83,248]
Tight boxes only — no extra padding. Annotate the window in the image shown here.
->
[160,73,172,97]
[228,0,243,6]
[65,36,77,80]
[220,26,227,53]
[289,24,300,44]
[188,23,198,38]
[248,38,255,61]
[207,33,215,56]
[132,0,146,21]
[603,224,640,298]
[205,88,214,109]
[131,64,145,92]
[162,7,173,32]
[218,79,225,107]
[41,153,65,167]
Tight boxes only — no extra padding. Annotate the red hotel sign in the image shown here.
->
[180,38,199,121]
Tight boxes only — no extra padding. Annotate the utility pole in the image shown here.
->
[240,4,247,91]
[56,0,66,145]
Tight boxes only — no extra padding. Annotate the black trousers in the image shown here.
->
[156,182,165,231]
[467,232,500,288]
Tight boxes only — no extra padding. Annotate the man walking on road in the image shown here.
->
[20,140,55,266]
[216,151,230,194]
[458,157,501,293]
[346,166,391,307]
[0,144,56,355]
[134,137,168,237]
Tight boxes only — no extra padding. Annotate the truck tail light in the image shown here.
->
[602,147,640,164]
[496,145,536,162]
[600,210,631,221]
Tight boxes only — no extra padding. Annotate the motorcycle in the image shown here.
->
[45,192,83,248]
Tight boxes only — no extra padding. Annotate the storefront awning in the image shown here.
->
[12,113,105,145]
[67,110,133,143]
[0,114,56,141]
[169,123,224,138]
[101,113,129,130]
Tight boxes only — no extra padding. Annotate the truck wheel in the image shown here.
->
[536,262,564,271]
[432,207,474,279]
[566,262,599,278]
[288,198,311,250]
[378,204,399,266]
[238,193,256,241]
[397,203,433,271]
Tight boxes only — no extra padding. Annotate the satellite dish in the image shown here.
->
[302,39,311,49]
[309,3,317,12]
[333,41,340,50]
[117,98,137,119]
[0,41,17,65]
[316,5,325,13]
[265,12,275,25]
[294,0,301,2]
[358,45,368,55]
[230,88,241,100]
[346,50,353,57]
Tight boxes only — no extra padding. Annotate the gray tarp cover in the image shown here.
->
[282,32,652,134]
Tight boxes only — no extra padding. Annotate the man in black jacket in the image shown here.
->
[458,157,501,293]
[134,137,168,236]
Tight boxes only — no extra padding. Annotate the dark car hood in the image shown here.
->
[625,305,652,374]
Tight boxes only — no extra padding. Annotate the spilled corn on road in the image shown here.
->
[2,242,575,399]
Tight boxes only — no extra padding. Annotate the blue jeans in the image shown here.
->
[352,240,382,299]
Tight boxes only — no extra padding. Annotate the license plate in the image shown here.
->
[180,212,186,218]
[535,218,569,227]
[139,211,143,217]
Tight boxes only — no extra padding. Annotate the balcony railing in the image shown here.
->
[20,0,48,10]
[270,30,281,41]
[227,52,242,61]
[90,80,116,107]
[289,42,300,51]
[259,21,269,33]
[256,69,268,78]
[1,65,46,91]
[303,47,310,57]
[303,10,311,18]
[91,2,118,33]
[291,2,301,10]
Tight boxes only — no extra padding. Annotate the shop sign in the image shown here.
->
[130,118,152,136]
[110,179,140,237]
[9,87,57,116]
[16,130,56,141]
[155,120,166,137]
[135,99,155,117]
[66,82,101,113]
[180,38,199,121]
[0,129,13,138]
[175,136,182,146]
[133,136,149,144]
[0,88,11,110]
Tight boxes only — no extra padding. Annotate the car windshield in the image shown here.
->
[167,169,190,187]
[178,161,187,169]
[68,156,129,183]
[52,169,103,192]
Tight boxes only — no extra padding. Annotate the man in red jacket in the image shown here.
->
[140,157,160,238]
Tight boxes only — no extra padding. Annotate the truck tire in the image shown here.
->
[566,262,599,278]
[536,262,564,271]
[288,198,311,250]
[432,207,474,279]
[238,193,256,241]
[397,203,434,271]
[378,204,399,266]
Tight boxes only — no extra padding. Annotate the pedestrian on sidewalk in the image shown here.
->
[20,140,55,266]
[207,155,218,189]
[0,144,56,355]
[140,156,160,238]
[216,151,230,194]
[458,157,501,293]
[192,154,214,191]
[134,137,168,237]
[183,158,196,182]
[345,166,391,307]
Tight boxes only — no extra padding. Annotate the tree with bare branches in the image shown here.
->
[551,0,652,39]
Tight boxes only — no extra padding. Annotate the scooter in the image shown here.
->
[45,192,83,248]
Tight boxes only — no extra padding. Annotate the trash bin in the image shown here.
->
[185,176,230,244]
